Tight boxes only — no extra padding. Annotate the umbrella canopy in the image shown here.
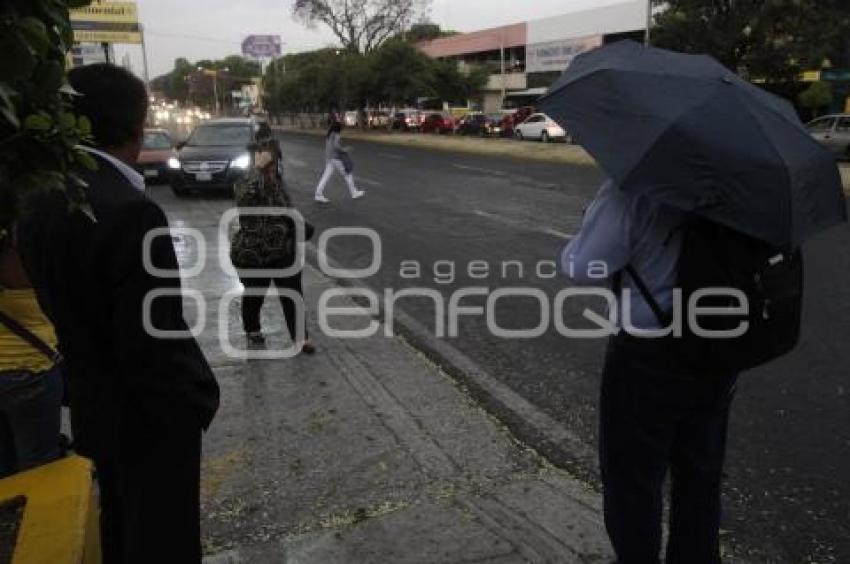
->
[539,40,846,249]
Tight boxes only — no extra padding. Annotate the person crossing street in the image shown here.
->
[314,121,364,203]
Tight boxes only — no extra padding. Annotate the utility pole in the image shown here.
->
[213,73,220,116]
[644,0,652,46]
[500,34,506,106]
[140,23,150,88]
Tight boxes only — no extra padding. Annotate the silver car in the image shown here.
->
[806,114,850,158]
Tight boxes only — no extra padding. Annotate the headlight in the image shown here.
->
[167,157,181,170]
[230,154,251,169]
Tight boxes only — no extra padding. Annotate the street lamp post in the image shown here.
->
[645,0,652,46]
[199,66,229,116]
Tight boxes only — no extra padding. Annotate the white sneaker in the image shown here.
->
[314,195,330,203]
[352,190,365,199]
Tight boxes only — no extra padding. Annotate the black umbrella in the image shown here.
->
[539,40,846,249]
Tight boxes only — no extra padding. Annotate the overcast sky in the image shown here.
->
[114,0,632,79]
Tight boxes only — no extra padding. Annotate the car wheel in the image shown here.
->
[541,130,550,143]
[515,130,523,141]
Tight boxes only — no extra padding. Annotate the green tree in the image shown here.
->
[652,0,850,82]
[367,39,433,105]
[428,59,488,105]
[798,81,834,119]
[152,56,261,109]
[0,0,94,231]
[262,40,488,113]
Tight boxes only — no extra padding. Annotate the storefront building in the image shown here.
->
[417,0,647,111]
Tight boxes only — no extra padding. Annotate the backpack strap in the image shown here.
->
[621,265,672,327]
[0,310,62,363]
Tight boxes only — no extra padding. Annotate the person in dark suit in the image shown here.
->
[17,64,219,563]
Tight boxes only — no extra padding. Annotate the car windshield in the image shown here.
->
[142,131,171,150]
[187,124,252,147]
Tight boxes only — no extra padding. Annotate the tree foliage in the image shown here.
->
[0,0,94,230]
[293,0,431,53]
[151,56,261,109]
[798,81,834,118]
[262,40,488,114]
[652,0,850,82]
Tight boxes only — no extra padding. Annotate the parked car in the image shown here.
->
[806,114,850,158]
[169,117,267,197]
[421,112,456,134]
[499,106,535,138]
[343,110,359,127]
[514,113,567,143]
[136,128,174,185]
[392,109,422,131]
[367,110,391,129]
[457,112,503,137]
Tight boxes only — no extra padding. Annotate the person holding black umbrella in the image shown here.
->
[545,41,846,563]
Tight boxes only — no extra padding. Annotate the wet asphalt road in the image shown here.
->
[149,131,850,562]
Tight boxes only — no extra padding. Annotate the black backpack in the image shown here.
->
[626,217,803,374]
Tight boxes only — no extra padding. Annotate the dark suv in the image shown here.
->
[169,118,268,196]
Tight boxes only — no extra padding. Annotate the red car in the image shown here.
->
[500,106,535,138]
[136,128,174,184]
[421,112,456,134]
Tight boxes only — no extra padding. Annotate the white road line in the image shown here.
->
[453,163,508,176]
[379,152,406,160]
[473,209,573,239]
[284,157,309,168]
[357,176,382,186]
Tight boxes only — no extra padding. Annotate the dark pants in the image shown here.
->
[600,336,738,564]
[239,271,307,340]
[0,364,63,477]
[96,402,202,564]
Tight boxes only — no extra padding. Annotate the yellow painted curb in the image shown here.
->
[0,455,99,564]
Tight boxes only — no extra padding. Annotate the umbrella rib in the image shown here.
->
[619,81,724,189]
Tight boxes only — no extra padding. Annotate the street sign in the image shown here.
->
[242,35,282,58]
[70,1,142,44]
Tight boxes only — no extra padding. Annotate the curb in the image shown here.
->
[304,242,600,485]
[274,126,597,168]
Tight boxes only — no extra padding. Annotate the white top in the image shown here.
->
[560,180,684,329]
[80,146,145,192]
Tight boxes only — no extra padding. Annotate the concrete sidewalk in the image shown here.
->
[197,265,613,563]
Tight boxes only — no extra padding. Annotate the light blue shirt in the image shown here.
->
[560,181,684,329]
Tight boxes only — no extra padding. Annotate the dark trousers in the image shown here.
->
[239,271,306,340]
[0,365,63,477]
[96,402,203,564]
[600,336,738,564]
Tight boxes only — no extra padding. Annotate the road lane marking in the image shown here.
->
[379,152,406,160]
[473,209,573,239]
[357,176,382,186]
[453,163,508,176]
[284,157,309,168]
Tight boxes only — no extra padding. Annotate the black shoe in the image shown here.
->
[301,341,316,355]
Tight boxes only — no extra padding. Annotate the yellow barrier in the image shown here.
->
[0,456,99,564]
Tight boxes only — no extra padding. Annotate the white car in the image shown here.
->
[344,111,359,127]
[514,113,567,143]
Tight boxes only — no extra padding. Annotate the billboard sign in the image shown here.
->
[70,1,141,44]
[525,36,602,74]
[242,35,282,59]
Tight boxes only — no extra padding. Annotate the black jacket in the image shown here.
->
[17,154,219,460]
